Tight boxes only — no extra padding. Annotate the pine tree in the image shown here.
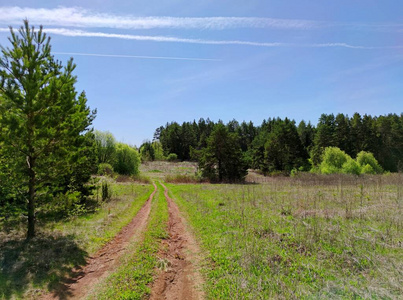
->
[198,124,247,182]
[0,21,96,238]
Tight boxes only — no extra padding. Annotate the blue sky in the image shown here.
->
[0,1,402,146]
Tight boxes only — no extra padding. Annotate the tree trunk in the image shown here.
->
[27,156,36,239]
[218,159,222,182]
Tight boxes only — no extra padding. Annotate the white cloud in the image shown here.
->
[1,6,402,32]
[0,6,326,30]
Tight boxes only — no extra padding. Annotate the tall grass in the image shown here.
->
[168,173,403,299]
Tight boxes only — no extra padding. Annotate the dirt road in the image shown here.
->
[150,183,205,300]
[42,183,157,300]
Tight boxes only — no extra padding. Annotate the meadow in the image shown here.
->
[1,163,402,299]
[167,173,403,299]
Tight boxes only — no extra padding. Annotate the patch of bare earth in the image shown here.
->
[42,183,157,300]
[150,183,205,300]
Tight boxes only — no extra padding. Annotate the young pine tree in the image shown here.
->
[0,21,96,239]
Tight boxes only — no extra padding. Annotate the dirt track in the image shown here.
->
[42,183,157,300]
[150,183,205,300]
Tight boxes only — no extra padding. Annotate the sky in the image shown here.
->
[0,1,402,146]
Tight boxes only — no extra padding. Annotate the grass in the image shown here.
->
[51,181,153,254]
[88,181,169,299]
[167,174,403,299]
[0,180,154,299]
[165,174,204,183]
[140,161,197,180]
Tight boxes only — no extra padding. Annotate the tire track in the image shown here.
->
[150,183,205,300]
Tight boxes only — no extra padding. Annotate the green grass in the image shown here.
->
[51,182,154,254]
[167,174,403,299]
[0,181,154,299]
[88,181,169,300]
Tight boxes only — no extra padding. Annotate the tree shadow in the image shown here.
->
[0,234,88,299]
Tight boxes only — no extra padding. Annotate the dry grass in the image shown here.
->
[168,173,403,298]
[140,161,197,176]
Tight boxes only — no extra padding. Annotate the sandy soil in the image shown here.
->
[150,183,205,300]
[42,183,157,300]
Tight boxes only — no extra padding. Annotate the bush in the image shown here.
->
[139,141,155,162]
[113,143,140,175]
[101,181,112,201]
[356,151,382,174]
[167,153,178,162]
[342,158,361,175]
[317,147,383,176]
[98,163,114,176]
[361,164,375,174]
[320,147,350,174]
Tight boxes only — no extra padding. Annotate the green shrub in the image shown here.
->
[98,163,114,176]
[356,151,382,174]
[113,143,140,175]
[319,147,351,174]
[360,164,375,174]
[342,158,361,175]
[101,181,112,201]
[167,153,178,162]
[317,147,383,176]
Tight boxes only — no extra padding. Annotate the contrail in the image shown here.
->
[53,52,221,61]
[42,28,403,49]
[32,28,354,48]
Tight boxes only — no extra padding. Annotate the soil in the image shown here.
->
[150,183,205,300]
[42,183,157,300]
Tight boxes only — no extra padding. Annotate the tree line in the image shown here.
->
[153,113,403,179]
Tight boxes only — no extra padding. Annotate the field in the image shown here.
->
[0,163,402,299]
[168,172,403,299]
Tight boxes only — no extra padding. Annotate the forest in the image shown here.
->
[149,113,403,178]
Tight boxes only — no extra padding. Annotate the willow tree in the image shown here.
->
[0,21,96,239]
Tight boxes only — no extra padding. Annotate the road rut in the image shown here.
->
[150,183,205,300]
